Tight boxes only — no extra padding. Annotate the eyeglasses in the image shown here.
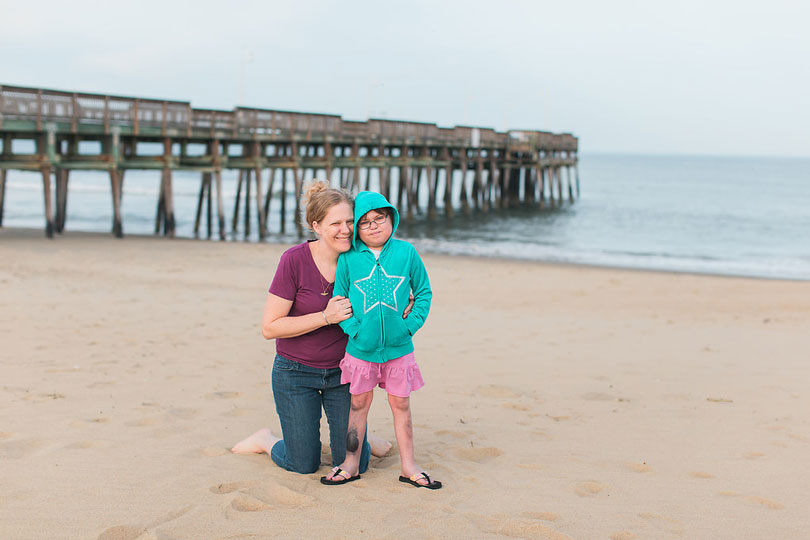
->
[358,214,388,230]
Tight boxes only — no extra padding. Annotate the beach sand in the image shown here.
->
[1,229,808,540]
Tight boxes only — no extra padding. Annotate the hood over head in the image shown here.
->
[352,191,399,249]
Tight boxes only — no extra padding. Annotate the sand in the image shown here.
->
[1,228,808,540]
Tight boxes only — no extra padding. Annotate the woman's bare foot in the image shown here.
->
[368,433,393,457]
[231,428,280,454]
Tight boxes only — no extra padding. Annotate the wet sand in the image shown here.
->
[1,229,808,539]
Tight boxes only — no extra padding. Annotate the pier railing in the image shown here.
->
[0,84,578,151]
[0,84,579,240]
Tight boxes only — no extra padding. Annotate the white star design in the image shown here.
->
[353,264,406,314]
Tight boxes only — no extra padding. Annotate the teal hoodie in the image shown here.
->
[334,191,432,363]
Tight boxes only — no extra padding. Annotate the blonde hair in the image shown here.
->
[301,181,353,233]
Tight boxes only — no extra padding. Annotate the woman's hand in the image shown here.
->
[323,295,352,324]
[402,294,415,319]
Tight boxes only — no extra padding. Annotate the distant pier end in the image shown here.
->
[0,84,579,239]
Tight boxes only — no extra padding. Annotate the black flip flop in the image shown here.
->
[399,472,442,490]
[320,467,361,486]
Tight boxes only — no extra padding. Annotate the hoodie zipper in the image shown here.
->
[376,257,385,361]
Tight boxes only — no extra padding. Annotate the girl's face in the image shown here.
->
[357,209,392,249]
[312,202,354,254]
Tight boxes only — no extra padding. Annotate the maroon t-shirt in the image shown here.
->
[268,241,348,369]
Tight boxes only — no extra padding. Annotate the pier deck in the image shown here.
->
[0,84,579,239]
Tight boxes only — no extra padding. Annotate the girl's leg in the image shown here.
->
[388,393,435,486]
[324,390,373,480]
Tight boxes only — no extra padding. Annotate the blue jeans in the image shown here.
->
[270,354,370,474]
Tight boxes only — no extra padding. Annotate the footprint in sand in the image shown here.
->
[638,513,685,535]
[86,381,115,389]
[503,402,530,411]
[65,440,109,450]
[609,531,638,540]
[205,391,241,400]
[474,385,522,399]
[229,494,271,512]
[124,417,161,427]
[472,515,574,540]
[22,393,66,403]
[199,446,230,457]
[210,481,253,494]
[625,462,652,473]
[718,491,784,510]
[227,484,315,515]
[221,408,249,417]
[0,438,44,459]
[521,511,560,522]
[433,429,473,439]
[574,481,607,497]
[167,408,198,420]
[454,445,503,463]
[98,505,193,539]
[96,525,145,540]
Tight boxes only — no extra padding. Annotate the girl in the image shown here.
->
[321,191,441,489]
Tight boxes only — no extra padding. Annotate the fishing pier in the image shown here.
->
[0,84,579,239]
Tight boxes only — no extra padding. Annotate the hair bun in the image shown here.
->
[303,181,330,207]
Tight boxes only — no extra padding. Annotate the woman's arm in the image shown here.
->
[261,293,352,340]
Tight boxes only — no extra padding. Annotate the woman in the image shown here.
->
[232,182,391,473]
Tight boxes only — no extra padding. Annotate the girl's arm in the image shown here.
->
[403,247,432,336]
[261,293,351,339]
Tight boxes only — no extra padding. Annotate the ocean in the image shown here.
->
[2,154,808,280]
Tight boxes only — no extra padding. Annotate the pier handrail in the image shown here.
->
[1,84,578,151]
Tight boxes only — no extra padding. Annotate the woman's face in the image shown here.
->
[313,202,354,254]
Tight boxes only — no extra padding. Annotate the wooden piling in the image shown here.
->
[459,150,470,214]
[55,169,68,233]
[263,168,276,235]
[473,150,484,211]
[0,169,6,227]
[567,166,575,202]
[232,170,243,233]
[109,168,123,238]
[194,172,209,237]
[212,141,226,240]
[41,166,54,238]
[161,138,175,237]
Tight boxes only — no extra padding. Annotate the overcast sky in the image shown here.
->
[2,0,808,156]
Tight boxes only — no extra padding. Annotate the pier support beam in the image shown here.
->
[263,168,276,236]
[156,138,176,238]
[279,169,288,234]
[41,166,54,238]
[459,150,470,214]
[232,170,243,234]
[194,172,212,238]
[54,169,69,233]
[109,168,123,238]
[0,169,6,227]
[474,151,484,211]
[212,141,226,240]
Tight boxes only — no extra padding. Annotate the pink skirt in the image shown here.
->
[340,352,425,397]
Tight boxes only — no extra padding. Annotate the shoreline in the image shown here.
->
[1,226,806,284]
